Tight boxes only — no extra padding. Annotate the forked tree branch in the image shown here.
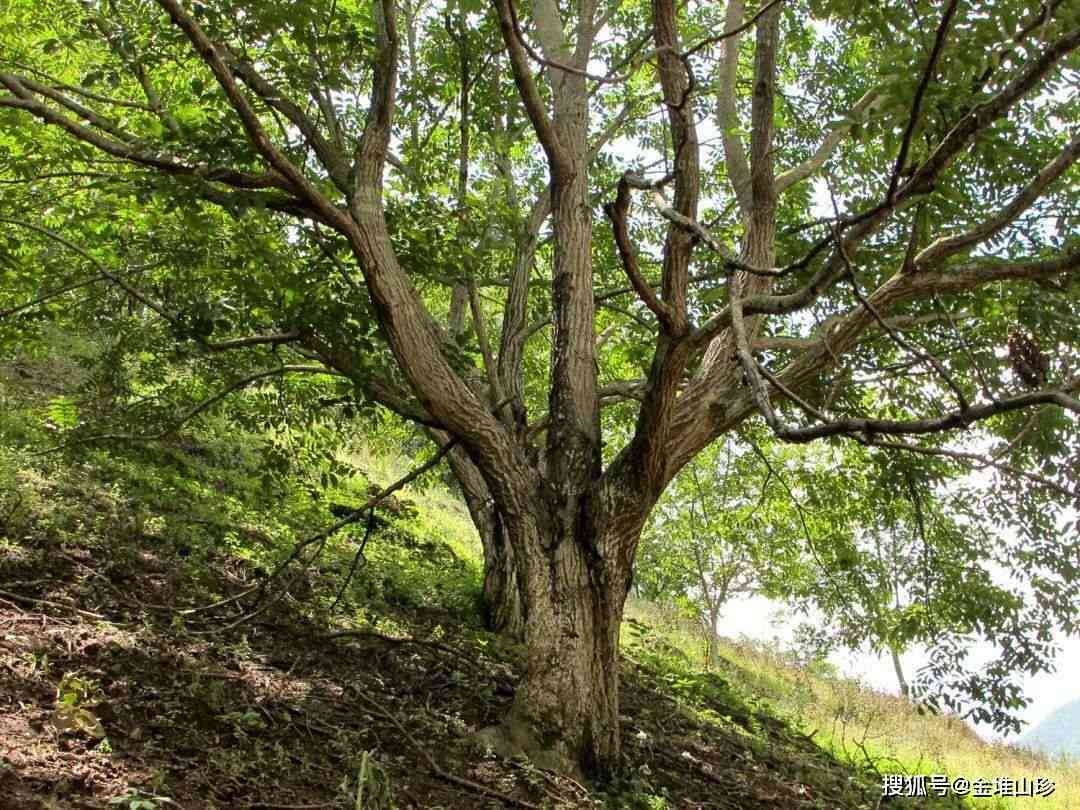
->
[914,130,1080,268]
[837,237,970,411]
[224,54,352,193]
[899,24,1080,199]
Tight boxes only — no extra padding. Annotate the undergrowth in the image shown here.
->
[624,600,1080,809]
[2,350,1076,809]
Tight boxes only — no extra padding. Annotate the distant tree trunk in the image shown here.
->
[702,603,720,671]
[891,646,910,698]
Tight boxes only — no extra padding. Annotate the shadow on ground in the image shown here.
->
[0,496,950,809]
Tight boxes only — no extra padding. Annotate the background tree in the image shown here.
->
[1,0,1078,778]
[636,434,780,670]
[754,442,1077,734]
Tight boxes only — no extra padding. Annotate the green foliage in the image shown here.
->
[53,671,106,739]
[0,0,1077,773]
[0,344,486,637]
[638,418,1077,735]
[109,789,175,810]
[625,613,764,728]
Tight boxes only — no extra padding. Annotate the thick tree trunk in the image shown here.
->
[478,497,641,779]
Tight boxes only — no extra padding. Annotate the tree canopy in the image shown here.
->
[1,0,1078,778]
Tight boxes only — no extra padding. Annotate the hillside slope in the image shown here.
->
[0,451,924,809]
[1,359,1075,808]
[1020,699,1080,761]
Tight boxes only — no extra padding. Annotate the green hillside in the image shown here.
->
[2,359,1077,809]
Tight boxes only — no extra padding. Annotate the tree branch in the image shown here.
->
[493,0,571,179]
[154,0,346,229]
[887,0,960,202]
[715,0,752,214]
[36,365,337,454]
[0,76,290,192]
[224,54,352,193]
[914,130,1080,268]
[865,439,1080,503]
[775,90,881,195]
[603,175,676,331]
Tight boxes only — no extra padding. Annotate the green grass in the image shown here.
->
[3,345,1076,809]
[623,599,1080,809]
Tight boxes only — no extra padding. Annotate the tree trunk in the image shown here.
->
[478,510,525,639]
[891,646,910,698]
[442,439,526,637]
[703,604,720,671]
[478,498,640,779]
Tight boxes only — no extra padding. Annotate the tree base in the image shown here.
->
[472,721,585,781]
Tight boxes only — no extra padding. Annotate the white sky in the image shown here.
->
[720,591,1080,743]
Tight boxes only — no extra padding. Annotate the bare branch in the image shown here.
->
[204,331,304,352]
[766,359,1078,444]
[469,279,506,405]
[865,439,1080,503]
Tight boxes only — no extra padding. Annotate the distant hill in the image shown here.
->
[1020,698,1080,760]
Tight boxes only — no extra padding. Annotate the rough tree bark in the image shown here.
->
[3,0,1079,783]
[476,468,653,776]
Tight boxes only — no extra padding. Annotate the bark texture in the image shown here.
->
[5,0,1079,783]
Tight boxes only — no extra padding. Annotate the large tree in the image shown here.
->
[1,0,1078,777]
